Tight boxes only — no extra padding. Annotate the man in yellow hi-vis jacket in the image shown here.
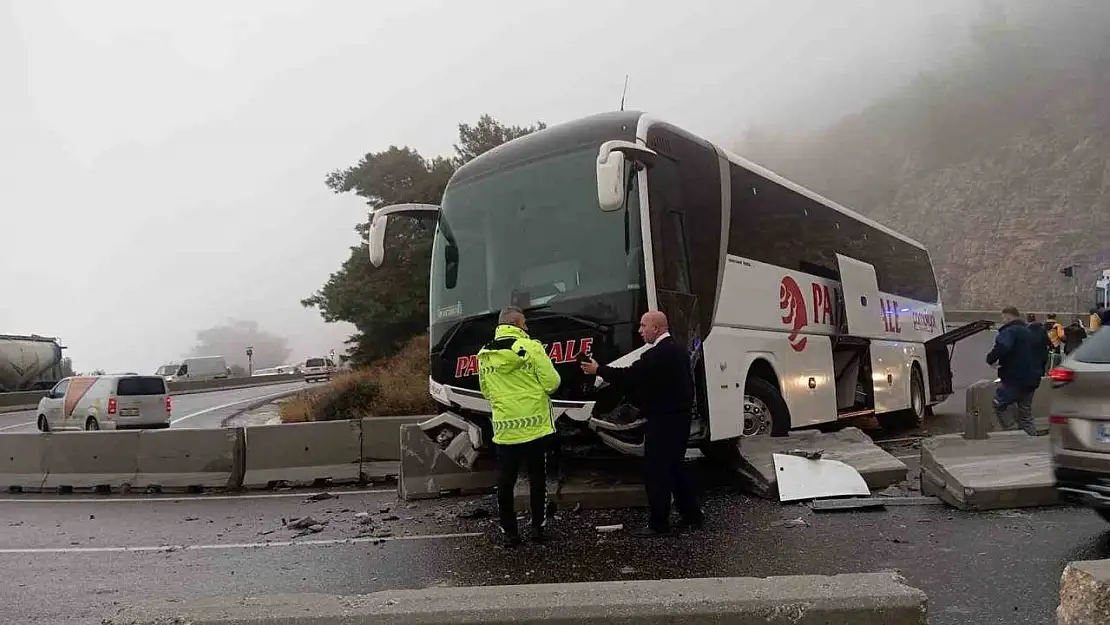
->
[477,306,560,545]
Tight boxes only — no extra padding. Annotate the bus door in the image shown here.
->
[835,253,904,412]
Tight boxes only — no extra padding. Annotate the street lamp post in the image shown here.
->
[246,346,254,376]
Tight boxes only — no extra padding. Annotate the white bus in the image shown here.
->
[368,111,986,458]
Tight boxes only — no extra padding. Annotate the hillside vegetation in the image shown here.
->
[740,2,1110,311]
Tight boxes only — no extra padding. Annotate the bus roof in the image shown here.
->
[450,110,928,253]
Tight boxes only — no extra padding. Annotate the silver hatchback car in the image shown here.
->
[1049,328,1110,522]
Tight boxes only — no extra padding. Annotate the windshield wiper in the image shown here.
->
[523,305,612,333]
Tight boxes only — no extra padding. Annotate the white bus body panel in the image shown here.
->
[705,255,944,438]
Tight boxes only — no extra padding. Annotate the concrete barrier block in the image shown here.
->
[360,415,433,461]
[964,379,997,439]
[0,390,47,411]
[920,432,1057,510]
[105,572,928,624]
[134,428,242,491]
[241,419,361,488]
[0,433,48,490]
[42,431,142,491]
[1058,559,1110,625]
[398,423,498,500]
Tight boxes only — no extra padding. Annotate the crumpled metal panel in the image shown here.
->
[772,452,870,502]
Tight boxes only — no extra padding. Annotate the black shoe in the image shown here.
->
[531,526,547,543]
[634,526,671,538]
[675,517,704,531]
[502,534,522,548]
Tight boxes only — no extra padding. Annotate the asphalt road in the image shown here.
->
[6,325,1074,625]
[0,382,305,433]
[2,484,1104,625]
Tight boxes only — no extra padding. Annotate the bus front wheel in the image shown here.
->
[742,377,790,438]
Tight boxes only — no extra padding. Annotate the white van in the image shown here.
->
[36,374,172,432]
[302,357,335,383]
[164,356,229,383]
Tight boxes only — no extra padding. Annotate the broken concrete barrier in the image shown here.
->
[963,379,996,439]
[736,427,907,500]
[104,571,929,624]
[398,422,497,500]
[241,419,361,488]
[920,431,1057,510]
[134,427,242,491]
[1058,559,1110,625]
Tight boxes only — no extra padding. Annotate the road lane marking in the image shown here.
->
[170,386,304,425]
[0,421,34,432]
[0,532,483,554]
[0,488,396,504]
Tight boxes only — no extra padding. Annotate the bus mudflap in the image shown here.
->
[924,319,993,400]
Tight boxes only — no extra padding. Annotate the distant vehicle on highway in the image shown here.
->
[1049,329,1110,523]
[36,374,172,432]
[159,356,229,383]
[302,357,335,383]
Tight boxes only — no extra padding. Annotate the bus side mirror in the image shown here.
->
[596,140,658,212]
[368,212,389,267]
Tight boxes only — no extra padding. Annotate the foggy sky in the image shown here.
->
[2,0,975,373]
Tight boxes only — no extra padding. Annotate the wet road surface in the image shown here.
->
[0,382,304,433]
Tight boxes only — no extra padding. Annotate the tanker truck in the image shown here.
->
[0,334,65,392]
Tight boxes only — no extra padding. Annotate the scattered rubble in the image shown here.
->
[306,492,337,502]
[770,517,809,529]
[287,516,326,531]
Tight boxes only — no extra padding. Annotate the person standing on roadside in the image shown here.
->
[986,307,1042,436]
[1025,313,1050,375]
[477,306,560,546]
[580,310,704,537]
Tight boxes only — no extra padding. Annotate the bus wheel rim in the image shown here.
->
[743,395,772,437]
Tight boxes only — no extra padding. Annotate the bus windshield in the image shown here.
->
[430,145,643,344]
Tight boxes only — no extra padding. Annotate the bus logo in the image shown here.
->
[455,338,594,378]
[780,276,808,352]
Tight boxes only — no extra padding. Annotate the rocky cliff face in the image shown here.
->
[741,3,1110,312]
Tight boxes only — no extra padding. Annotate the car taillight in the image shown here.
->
[166,396,172,413]
[1049,367,1075,384]
[1049,415,1069,425]
[107,397,117,415]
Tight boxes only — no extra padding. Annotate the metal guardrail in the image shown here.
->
[0,373,305,412]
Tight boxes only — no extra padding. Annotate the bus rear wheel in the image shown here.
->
[742,377,790,438]
[878,367,926,432]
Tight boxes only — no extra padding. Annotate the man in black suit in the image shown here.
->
[580,310,704,537]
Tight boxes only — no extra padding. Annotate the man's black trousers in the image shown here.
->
[495,434,550,537]
[644,422,701,532]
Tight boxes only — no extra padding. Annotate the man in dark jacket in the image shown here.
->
[580,311,703,537]
[1025,313,1050,375]
[986,307,1043,436]
[1063,317,1088,355]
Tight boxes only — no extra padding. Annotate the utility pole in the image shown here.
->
[246,346,254,376]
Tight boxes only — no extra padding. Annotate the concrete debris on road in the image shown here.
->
[785,448,824,460]
[770,517,809,528]
[596,524,623,533]
[286,516,326,530]
[305,491,337,502]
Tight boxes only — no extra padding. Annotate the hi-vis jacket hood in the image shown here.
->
[477,324,561,445]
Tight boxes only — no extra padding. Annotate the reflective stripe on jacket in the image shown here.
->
[477,324,561,445]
